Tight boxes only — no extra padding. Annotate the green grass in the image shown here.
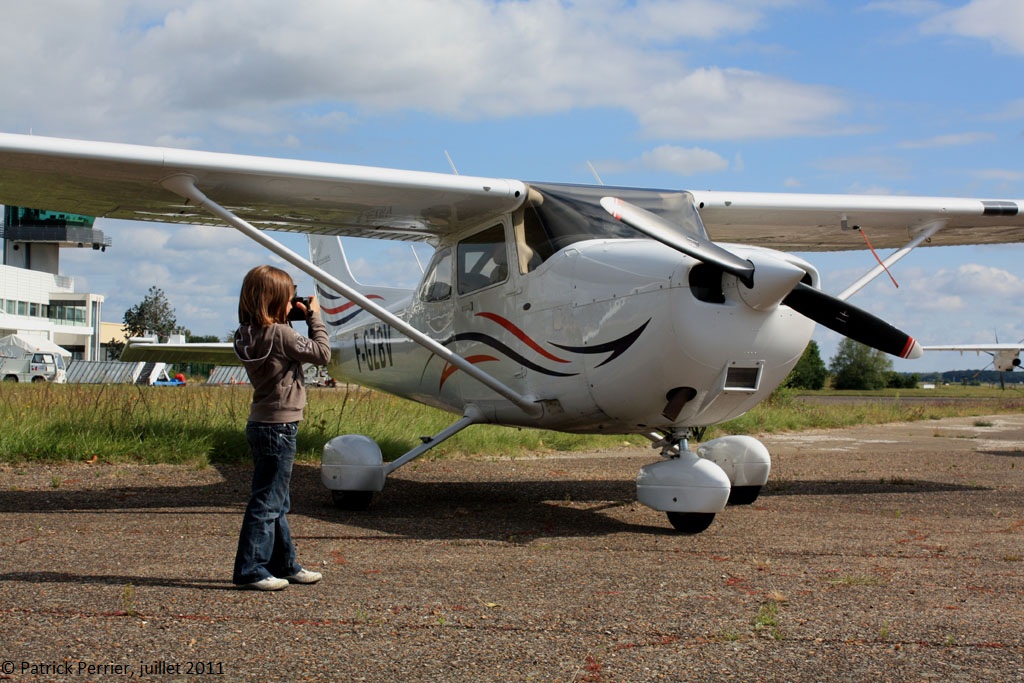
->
[0,383,642,466]
[709,385,1024,438]
[0,382,1020,466]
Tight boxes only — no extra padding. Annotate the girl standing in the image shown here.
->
[232,265,331,590]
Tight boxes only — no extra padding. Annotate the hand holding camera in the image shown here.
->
[287,295,320,321]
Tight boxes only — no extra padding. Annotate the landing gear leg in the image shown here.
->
[321,408,484,510]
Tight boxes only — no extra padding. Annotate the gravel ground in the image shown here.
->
[1,413,1023,682]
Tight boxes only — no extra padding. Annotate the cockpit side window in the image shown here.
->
[417,247,453,302]
[457,224,508,295]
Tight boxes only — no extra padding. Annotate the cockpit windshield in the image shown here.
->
[522,183,707,268]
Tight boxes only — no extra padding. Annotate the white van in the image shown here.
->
[0,352,67,383]
[0,334,70,383]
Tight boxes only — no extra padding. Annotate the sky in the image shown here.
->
[1,0,1022,373]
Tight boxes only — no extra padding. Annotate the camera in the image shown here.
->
[288,296,312,321]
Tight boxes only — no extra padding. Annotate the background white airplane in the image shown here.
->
[922,343,1022,372]
[2,132,1023,533]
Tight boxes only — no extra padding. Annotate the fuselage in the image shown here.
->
[312,185,818,435]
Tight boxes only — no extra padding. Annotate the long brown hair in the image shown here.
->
[238,265,294,326]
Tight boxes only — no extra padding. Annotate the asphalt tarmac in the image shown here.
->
[2,413,1023,682]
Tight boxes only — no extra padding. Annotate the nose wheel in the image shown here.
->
[665,511,716,534]
[330,489,374,511]
[637,429,731,533]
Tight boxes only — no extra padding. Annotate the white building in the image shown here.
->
[1,206,108,360]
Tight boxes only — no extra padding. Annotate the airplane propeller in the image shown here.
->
[600,196,923,360]
[600,196,756,288]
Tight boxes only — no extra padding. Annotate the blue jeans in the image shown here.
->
[233,421,303,584]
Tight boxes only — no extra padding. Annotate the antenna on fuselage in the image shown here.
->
[444,150,459,175]
[411,244,426,273]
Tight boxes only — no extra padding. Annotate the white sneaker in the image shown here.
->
[284,569,322,584]
[239,576,288,591]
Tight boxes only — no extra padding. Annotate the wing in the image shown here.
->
[691,190,1024,251]
[0,133,527,241]
[922,344,1022,352]
[1,132,1022,251]
[922,344,1022,371]
[120,338,240,365]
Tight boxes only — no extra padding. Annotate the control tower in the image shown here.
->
[1,205,111,360]
[2,206,111,274]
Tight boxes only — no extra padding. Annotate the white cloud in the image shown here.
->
[592,144,730,177]
[636,68,845,140]
[60,218,314,335]
[948,262,1022,297]
[922,0,1024,54]
[898,132,995,149]
[815,155,913,180]
[897,263,1022,322]
[984,98,1024,121]
[0,1,847,145]
[640,145,730,175]
[972,168,1024,182]
[862,1,945,17]
[109,225,171,251]
[916,294,965,313]
[3,0,1022,348]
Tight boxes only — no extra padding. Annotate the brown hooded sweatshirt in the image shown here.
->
[233,313,331,424]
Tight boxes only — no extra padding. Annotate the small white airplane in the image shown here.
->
[922,343,1022,372]
[2,132,1023,533]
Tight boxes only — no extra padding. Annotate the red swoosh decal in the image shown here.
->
[322,294,383,315]
[475,311,569,363]
[439,355,498,390]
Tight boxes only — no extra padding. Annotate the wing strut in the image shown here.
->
[160,174,543,418]
[836,221,944,301]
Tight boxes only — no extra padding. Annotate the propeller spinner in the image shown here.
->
[600,196,923,360]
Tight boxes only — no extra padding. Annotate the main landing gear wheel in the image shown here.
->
[727,485,762,506]
[666,511,716,534]
[331,490,373,511]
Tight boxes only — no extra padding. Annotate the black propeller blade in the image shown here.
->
[601,195,923,360]
[783,282,922,359]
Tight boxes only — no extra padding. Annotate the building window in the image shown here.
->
[48,300,87,326]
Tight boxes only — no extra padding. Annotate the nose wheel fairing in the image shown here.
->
[637,433,772,532]
[636,452,732,513]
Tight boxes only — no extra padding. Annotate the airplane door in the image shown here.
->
[407,247,461,403]
[415,247,455,336]
[451,223,523,406]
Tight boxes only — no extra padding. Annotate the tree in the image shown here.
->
[829,338,893,390]
[885,371,920,389]
[122,286,181,341]
[785,340,828,390]
[107,287,183,361]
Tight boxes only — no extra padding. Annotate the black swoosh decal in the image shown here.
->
[449,333,578,377]
[550,319,650,367]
